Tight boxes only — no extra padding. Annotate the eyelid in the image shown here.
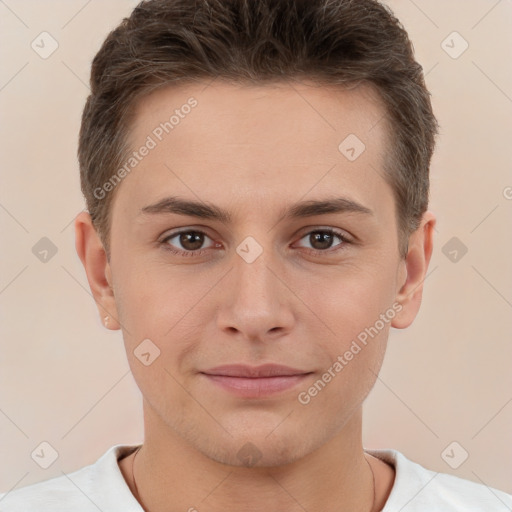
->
[160,228,216,246]
[295,225,353,242]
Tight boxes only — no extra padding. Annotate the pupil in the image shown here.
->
[181,232,204,250]
[311,231,333,250]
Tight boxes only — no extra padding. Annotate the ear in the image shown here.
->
[74,211,120,330]
[391,210,436,329]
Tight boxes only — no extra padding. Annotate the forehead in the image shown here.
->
[130,79,387,152]
[114,80,392,223]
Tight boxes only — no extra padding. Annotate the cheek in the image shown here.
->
[112,261,201,409]
[297,338,386,423]
[113,259,221,378]
[295,263,395,408]
[297,276,391,415]
[114,255,201,330]
[302,263,396,350]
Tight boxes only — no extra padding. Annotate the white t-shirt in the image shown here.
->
[0,444,510,511]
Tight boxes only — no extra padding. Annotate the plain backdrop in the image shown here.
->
[1,0,511,496]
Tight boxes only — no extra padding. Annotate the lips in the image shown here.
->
[200,364,313,398]
[202,364,310,378]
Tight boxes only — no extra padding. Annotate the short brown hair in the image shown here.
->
[78,0,438,259]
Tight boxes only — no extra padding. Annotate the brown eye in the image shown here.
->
[309,231,335,250]
[296,228,350,253]
[161,230,216,255]
[178,231,204,251]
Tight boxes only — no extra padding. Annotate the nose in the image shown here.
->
[216,243,295,343]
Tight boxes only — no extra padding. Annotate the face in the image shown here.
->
[81,80,429,467]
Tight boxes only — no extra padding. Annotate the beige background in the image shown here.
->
[1,0,511,497]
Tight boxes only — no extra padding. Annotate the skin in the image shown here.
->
[75,80,435,512]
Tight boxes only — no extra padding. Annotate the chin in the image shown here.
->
[197,425,317,468]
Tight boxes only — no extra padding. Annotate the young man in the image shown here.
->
[1,0,510,510]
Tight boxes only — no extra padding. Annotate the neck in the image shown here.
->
[124,403,385,512]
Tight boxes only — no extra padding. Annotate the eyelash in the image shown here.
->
[160,228,352,258]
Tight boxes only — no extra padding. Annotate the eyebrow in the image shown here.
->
[139,195,373,223]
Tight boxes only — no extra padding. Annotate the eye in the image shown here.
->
[161,230,218,256]
[295,228,351,254]
[160,227,351,258]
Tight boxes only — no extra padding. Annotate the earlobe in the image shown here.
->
[391,211,436,330]
[74,212,121,330]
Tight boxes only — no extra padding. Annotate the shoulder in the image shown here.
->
[0,444,141,512]
[366,448,512,512]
